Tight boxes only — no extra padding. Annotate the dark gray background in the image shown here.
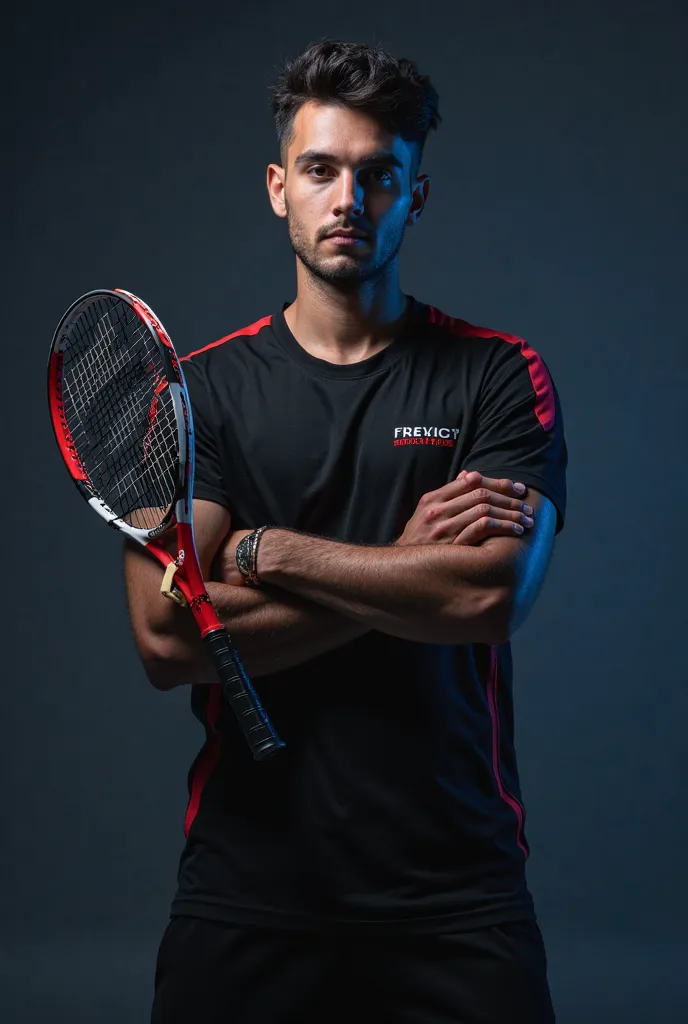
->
[5,0,687,1020]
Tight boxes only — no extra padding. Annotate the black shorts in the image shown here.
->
[151,914,556,1023]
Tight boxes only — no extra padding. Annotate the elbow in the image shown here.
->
[144,660,177,692]
[431,588,510,646]
[486,588,528,645]
[136,632,185,691]
[464,586,514,646]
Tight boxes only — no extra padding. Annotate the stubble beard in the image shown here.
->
[285,201,406,290]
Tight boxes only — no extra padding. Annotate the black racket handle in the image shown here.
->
[202,628,285,761]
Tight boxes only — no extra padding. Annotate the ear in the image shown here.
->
[267,163,287,219]
[406,174,431,226]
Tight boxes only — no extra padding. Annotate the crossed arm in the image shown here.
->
[124,483,557,690]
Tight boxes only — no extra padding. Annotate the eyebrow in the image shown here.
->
[293,149,404,170]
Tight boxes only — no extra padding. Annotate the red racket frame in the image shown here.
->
[48,288,285,761]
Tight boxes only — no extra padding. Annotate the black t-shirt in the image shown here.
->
[171,297,567,936]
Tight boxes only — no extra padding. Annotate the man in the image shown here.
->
[126,39,567,1023]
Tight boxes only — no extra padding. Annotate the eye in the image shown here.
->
[308,165,332,179]
[363,168,393,185]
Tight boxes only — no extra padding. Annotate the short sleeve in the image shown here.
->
[181,357,232,510]
[461,336,568,533]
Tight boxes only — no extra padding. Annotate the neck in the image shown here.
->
[284,260,409,365]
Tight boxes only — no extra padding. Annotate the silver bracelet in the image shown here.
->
[235,526,270,587]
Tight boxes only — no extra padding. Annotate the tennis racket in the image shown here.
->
[48,288,285,761]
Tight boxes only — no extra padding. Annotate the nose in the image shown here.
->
[332,170,364,218]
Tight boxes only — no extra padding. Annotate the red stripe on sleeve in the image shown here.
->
[426,306,556,432]
[181,315,273,362]
[487,648,529,858]
[183,684,222,837]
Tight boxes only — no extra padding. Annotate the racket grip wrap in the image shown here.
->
[203,628,285,761]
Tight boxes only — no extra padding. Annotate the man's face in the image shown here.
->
[270,101,426,288]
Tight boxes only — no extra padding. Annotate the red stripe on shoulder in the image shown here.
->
[426,305,556,432]
[181,314,273,362]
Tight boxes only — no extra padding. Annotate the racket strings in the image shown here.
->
[59,296,179,529]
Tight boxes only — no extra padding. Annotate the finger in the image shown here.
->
[456,469,481,485]
[440,489,534,520]
[421,470,482,505]
[453,503,533,532]
[478,491,534,513]
[423,471,527,511]
[428,504,533,542]
[452,515,529,546]
[461,472,527,496]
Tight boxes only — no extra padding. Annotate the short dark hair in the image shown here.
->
[270,40,441,172]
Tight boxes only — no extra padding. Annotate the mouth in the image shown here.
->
[323,228,369,244]
[327,237,364,247]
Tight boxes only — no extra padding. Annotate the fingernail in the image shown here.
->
[514,482,526,494]
[521,515,534,526]
[513,523,524,533]
[522,504,533,515]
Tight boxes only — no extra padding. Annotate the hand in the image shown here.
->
[212,528,252,586]
[396,470,534,547]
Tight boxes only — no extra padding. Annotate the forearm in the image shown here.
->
[258,530,511,645]
[139,579,367,688]
[209,582,367,677]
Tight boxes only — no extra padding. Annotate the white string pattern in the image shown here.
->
[60,296,179,530]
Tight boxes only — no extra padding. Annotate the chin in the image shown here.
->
[318,266,370,286]
[294,242,377,285]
